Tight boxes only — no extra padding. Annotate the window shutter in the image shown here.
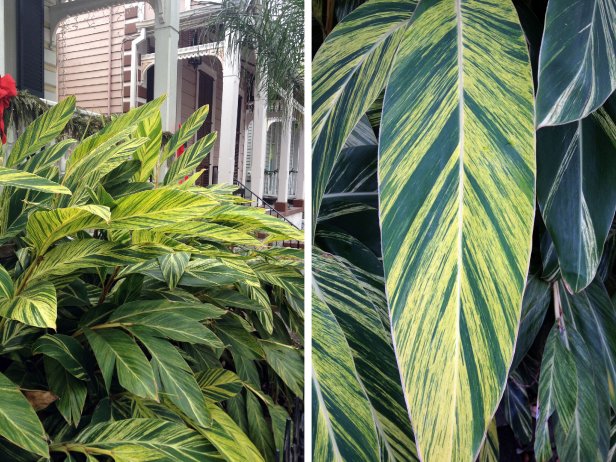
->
[18,0,44,97]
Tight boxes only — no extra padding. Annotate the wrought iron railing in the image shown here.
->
[233,178,303,249]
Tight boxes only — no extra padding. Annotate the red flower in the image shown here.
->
[0,74,17,144]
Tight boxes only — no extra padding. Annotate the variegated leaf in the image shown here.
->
[378,1,535,460]
[0,166,71,195]
[312,293,380,461]
[7,96,75,168]
[198,405,265,462]
[0,372,48,458]
[162,105,211,162]
[25,205,110,255]
[84,328,157,400]
[312,0,418,233]
[536,0,616,127]
[66,418,218,461]
[33,334,88,380]
[537,106,616,293]
[158,252,190,290]
[109,189,215,230]
[131,329,211,428]
[164,132,217,185]
[0,280,57,329]
[313,253,417,461]
[196,368,243,402]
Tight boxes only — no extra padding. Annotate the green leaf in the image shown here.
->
[512,275,551,369]
[477,420,498,462]
[312,293,380,461]
[68,418,219,461]
[535,326,578,462]
[199,405,265,462]
[0,371,49,457]
[0,266,14,299]
[134,111,163,182]
[536,0,616,127]
[261,341,304,399]
[25,205,110,255]
[131,329,211,428]
[164,132,217,185]
[502,372,532,446]
[109,189,215,230]
[537,107,616,292]
[313,253,417,461]
[196,368,243,403]
[84,328,157,400]
[108,299,225,322]
[0,166,72,195]
[44,357,87,427]
[554,329,602,462]
[158,252,190,290]
[7,96,75,167]
[0,280,57,329]
[33,334,88,380]
[312,0,418,232]
[377,1,535,460]
[162,105,211,162]
[246,391,275,460]
[558,279,616,408]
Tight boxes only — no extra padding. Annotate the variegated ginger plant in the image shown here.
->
[0,96,304,461]
[312,0,616,461]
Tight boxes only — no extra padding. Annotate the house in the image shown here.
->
[0,0,304,225]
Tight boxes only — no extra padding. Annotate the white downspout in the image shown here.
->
[130,26,146,109]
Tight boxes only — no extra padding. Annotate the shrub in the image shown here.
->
[0,95,304,461]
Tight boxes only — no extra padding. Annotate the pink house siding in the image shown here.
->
[57,7,125,114]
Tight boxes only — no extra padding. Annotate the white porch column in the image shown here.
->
[294,123,304,206]
[250,79,268,199]
[0,0,5,75]
[275,113,292,212]
[154,0,179,131]
[217,32,241,184]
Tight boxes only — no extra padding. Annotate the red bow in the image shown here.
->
[0,74,17,145]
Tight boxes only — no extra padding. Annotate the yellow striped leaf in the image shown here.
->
[109,189,215,230]
[378,1,535,461]
[134,111,163,182]
[196,368,243,403]
[313,253,417,461]
[84,328,157,400]
[199,405,265,462]
[164,132,217,185]
[0,166,71,195]
[7,96,75,168]
[0,371,49,458]
[312,0,418,234]
[162,105,211,162]
[66,418,218,461]
[25,205,110,255]
[312,293,380,461]
[0,280,57,329]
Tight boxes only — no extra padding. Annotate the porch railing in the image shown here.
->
[287,169,298,197]
[263,170,278,197]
